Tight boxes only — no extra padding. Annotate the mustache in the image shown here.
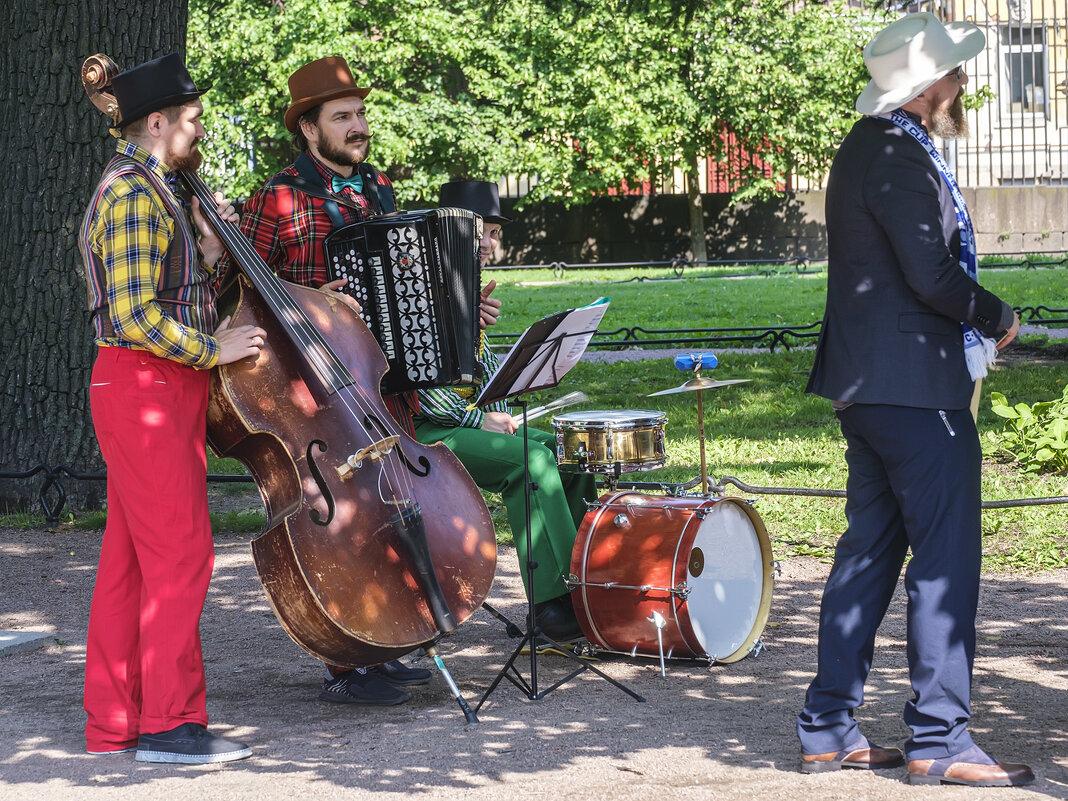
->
[346,132,374,144]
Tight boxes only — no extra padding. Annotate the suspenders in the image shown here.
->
[268,152,396,229]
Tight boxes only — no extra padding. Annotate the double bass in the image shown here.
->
[81,55,497,670]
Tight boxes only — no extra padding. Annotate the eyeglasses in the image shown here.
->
[947,65,965,81]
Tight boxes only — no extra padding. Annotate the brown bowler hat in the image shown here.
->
[284,56,371,133]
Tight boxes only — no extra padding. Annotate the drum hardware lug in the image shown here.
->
[673,582,690,599]
[648,611,668,677]
[749,639,766,658]
[564,573,580,589]
[772,560,782,578]
[612,512,631,529]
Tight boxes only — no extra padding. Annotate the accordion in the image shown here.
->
[324,208,484,395]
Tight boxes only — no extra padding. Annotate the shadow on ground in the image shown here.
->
[0,520,1064,801]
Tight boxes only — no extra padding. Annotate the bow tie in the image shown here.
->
[331,173,364,195]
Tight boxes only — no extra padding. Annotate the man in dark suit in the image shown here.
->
[796,13,1033,788]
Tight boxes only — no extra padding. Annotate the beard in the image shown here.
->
[317,130,372,167]
[930,91,969,140]
[168,141,203,173]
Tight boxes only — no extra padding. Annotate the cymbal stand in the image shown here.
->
[695,380,709,495]
[476,399,645,710]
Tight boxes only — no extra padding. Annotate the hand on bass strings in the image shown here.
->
[319,278,363,314]
[191,190,238,268]
[479,280,501,329]
[481,411,518,435]
[214,315,267,365]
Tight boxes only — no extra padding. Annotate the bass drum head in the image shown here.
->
[684,498,773,663]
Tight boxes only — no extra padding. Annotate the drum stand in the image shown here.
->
[476,399,645,710]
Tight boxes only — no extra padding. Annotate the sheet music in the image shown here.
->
[475,297,610,406]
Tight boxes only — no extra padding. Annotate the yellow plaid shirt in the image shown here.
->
[81,139,219,368]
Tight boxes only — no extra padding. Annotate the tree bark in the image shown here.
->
[1,1,187,512]
[685,153,707,265]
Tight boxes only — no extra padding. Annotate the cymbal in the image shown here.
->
[647,378,751,397]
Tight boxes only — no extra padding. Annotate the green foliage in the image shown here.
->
[985,385,1068,474]
[187,0,886,203]
[961,83,996,112]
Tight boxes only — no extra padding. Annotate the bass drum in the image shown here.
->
[569,491,774,663]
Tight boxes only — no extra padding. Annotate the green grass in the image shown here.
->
[484,264,1068,342]
[519,350,1067,572]
[12,260,1067,572]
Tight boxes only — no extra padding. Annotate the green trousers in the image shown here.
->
[413,421,596,604]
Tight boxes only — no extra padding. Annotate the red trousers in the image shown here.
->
[84,347,214,752]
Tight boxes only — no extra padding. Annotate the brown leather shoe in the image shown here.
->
[908,745,1035,787]
[801,744,905,774]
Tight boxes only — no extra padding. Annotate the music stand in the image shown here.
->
[473,300,644,709]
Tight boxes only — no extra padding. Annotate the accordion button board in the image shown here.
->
[324,208,483,395]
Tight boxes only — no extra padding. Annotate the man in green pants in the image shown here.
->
[414,180,596,641]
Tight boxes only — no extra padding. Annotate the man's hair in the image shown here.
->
[291,105,322,152]
[121,105,184,139]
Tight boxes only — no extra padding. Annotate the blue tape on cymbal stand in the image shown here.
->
[674,353,718,372]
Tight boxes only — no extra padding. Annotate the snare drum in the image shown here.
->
[553,410,667,473]
[568,491,774,663]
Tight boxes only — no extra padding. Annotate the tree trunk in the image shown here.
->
[685,153,707,265]
[1,1,188,512]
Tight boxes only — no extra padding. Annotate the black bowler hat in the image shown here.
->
[111,53,211,129]
[438,180,512,225]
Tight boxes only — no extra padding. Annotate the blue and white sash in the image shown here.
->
[882,110,997,380]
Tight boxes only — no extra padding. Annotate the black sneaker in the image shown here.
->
[319,668,409,706]
[134,723,251,764]
[370,659,432,687]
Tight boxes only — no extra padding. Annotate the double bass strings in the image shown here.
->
[182,172,421,510]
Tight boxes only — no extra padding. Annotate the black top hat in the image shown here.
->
[111,53,211,129]
[438,180,512,225]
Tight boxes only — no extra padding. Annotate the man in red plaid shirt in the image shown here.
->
[234,56,445,706]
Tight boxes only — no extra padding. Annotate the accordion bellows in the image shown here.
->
[324,208,484,395]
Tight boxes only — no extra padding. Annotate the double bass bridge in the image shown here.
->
[336,436,401,480]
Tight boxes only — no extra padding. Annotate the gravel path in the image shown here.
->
[1,521,1065,800]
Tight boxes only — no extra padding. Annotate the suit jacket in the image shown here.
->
[806,114,1013,410]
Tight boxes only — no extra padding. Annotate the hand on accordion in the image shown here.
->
[320,278,363,314]
[479,280,501,329]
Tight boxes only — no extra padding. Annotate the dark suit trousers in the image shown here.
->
[797,403,982,760]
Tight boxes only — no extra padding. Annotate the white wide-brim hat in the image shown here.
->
[856,12,986,116]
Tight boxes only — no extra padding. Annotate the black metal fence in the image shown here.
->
[6,254,1067,523]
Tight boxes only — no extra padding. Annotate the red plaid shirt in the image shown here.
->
[233,152,417,430]
[236,152,391,287]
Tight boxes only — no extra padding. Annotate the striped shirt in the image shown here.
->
[79,139,219,368]
[416,345,509,429]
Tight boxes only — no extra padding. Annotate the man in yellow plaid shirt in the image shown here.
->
[79,53,265,765]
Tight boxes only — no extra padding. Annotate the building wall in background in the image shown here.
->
[498,186,1067,265]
